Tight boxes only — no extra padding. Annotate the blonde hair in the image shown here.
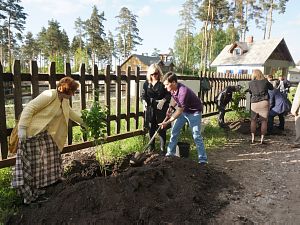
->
[146,63,163,83]
[252,69,265,80]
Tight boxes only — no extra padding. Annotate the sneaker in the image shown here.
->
[199,161,208,166]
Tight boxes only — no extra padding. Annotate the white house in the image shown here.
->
[210,37,295,76]
[288,60,300,84]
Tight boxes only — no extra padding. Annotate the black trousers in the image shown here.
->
[217,104,226,127]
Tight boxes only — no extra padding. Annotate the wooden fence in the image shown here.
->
[0,60,251,168]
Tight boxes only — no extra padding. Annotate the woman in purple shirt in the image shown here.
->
[159,72,208,164]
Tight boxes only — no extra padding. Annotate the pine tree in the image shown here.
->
[115,7,143,60]
[0,0,27,71]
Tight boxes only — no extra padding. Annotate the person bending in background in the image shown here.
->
[215,85,241,128]
[267,80,290,134]
[248,69,273,144]
[278,75,291,98]
[12,77,87,204]
[291,82,300,148]
[159,72,208,165]
[141,63,171,154]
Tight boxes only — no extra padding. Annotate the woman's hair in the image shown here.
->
[252,69,265,80]
[146,63,163,82]
[57,77,79,95]
[162,71,178,83]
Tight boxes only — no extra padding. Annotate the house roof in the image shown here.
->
[121,54,161,67]
[211,38,295,67]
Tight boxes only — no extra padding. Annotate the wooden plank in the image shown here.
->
[79,63,86,142]
[105,65,111,136]
[65,63,73,145]
[31,61,39,98]
[135,66,140,129]
[0,62,8,159]
[115,66,121,134]
[13,60,23,119]
[126,66,131,132]
[93,64,99,101]
[48,62,56,89]
[0,129,146,168]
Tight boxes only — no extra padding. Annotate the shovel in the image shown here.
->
[130,117,169,166]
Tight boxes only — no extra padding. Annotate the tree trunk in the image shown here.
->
[7,16,12,72]
[267,0,274,39]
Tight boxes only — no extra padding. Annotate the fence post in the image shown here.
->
[0,62,8,159]
[115,66,122,134]
[64,62,74,144]
[105,65,111,136]
[31,61,39,98]
[13,60,23,120]
[49,62,56,89]
[79,63,86,142]
[126,66,131,132]
[135,66,140,129]
[93,64,99,101]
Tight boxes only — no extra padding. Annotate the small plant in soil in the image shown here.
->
[81,97,108,175]
[231,88,250,120]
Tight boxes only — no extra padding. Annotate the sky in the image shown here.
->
[20,0,300,64]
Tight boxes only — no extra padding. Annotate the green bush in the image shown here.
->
[0,168,22,223]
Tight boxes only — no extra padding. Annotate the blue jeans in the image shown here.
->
[166,112,207,163]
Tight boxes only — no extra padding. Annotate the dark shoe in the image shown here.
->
[291,144,300,148]
[199,161,208,166]
[159,150,166,156]
[30,196,49,204]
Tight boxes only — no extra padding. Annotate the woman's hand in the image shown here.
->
[156,99,166,110]
[18,126,27,141]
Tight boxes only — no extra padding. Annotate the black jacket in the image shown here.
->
[215,86,238,106]
[141,81,171,124]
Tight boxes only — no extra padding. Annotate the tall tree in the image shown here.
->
[176,0,196,73]
[36,20,70,72]
[21,32,39,60]
[85,5,106,66]
[115,7,143,60]
[255,0,289,39]
[0,0,27,71]
[195,0,230,70]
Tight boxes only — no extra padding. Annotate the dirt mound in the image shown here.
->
[7,155,237,225]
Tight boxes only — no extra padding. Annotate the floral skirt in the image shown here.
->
[12,131,62,204]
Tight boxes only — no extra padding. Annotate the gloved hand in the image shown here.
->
[142,100,147,111]
[156,99,166,110]
[18,126,27,142]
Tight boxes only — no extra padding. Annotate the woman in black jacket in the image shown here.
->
[141,64,171,154]
[248,69,273,144]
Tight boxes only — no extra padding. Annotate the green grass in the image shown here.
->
[0,168,22,223]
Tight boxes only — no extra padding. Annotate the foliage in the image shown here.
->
[115,7,143,59]
[81,100,107,141]
[231,88,250,119]
[0,0,27,71]
[85,6,106,66]
[0,168,22,223]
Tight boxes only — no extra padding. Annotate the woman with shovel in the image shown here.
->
[141,63,171,155]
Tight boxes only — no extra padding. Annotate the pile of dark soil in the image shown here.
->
[7,155,238,225]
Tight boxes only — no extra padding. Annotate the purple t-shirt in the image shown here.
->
[171,83,203,113]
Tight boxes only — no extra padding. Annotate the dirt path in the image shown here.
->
[6,115,300,225]
[209,114,300,224]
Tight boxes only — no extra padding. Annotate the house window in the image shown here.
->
[234,48,241,55]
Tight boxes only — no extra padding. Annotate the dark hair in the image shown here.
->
[57,77,79,95]
[162,71,178,83]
